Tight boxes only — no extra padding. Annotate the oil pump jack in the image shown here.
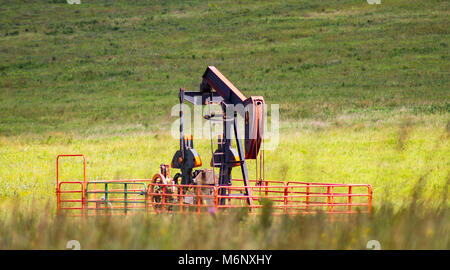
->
[167,66,265,205]
[55,66,373,216]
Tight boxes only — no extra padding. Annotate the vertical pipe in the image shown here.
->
[330,186,334,213]
[255,155,258,181]
[306,184,310,212]
[104,183,108,214]
[83,187,87,217]
[56,156,61,215]
[56,156,59,187]
[124,183,128,215]
[197,186,201,213]
[218,104,229,205]
[179,89,185,160]
[348,186,352,213]
[83,155,86,184]
[233,110,252,206]
[82,156,86,216]
[259,144,262,181]
[262,138,265,181]
[327,186,331,212]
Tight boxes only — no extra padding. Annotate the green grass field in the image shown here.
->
[0,0,448,249]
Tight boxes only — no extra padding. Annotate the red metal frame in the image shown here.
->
[55,155,373,216]
[56,155,86,215]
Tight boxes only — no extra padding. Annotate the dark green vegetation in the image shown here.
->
[0,0,448,135]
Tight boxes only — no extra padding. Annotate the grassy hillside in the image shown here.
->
[0,0,448,135]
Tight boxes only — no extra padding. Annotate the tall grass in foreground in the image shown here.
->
[0,182,448,250]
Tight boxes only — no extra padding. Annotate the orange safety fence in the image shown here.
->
[56,155,373,216]
[216,183,372,215]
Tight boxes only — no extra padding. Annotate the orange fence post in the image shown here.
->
[306,184,310,212]
[326,186,331,212]
[197,186,201,213]
[348,186,352,213]
[368,185,373,214]
[56,188,61,215]
[56,154,86,216]
[330,186,334,213]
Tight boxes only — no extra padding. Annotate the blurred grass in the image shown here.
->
[0,193,448,249]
